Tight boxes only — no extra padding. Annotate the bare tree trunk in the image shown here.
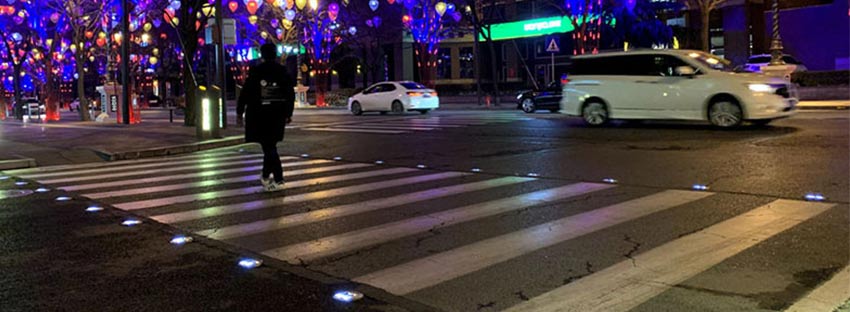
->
[182,65,196,126]
[75,49,91,121]
[701,11,711,51]
[13,63,23,120]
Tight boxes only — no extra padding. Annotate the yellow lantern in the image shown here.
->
[282,19,293,29]
[308,0,317,10]
[143,22,152,32]
[260,31,269,39]
[152,48,160,56]
[248,15,258,25]
[295,0,306,10]
[149,56,158,65]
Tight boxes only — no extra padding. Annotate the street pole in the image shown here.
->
[214,0,227,128]
[470,2,482,106]
[120,0,130,124]
[551,53,555,84]
[768,0,785,65]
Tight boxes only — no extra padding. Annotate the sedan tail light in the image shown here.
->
[407,92,423,97]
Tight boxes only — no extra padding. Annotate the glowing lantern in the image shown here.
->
[149,56,158,65]
[195,20,201,30]
[284,9,295,20]
[328,3,339,21]
[282,19,293,29]
[144,22,152,32]
[447,3,455,12]
[348,26,356,35]
[372,16,381,27]
[171,17,179,26]
[49,13,59,23]
[112,32,122,43]
[368,0,379,11]
[85,31,94,39]
[387,0,394,4]
[152,48,160,56]
[270,18,279,28]
[198,38,205,46]
[246,0,259,14]
[435,2,446,16]
[165,8,175,18]
[295,0,306,10]
[228,1,239,12]
[308,0,317,10]
[98,32,106,39]
[96,38,106,47]
[260,31,269,39]
[248,15,258,25]
[342,0,349,5]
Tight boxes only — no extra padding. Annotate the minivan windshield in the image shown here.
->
[686,51,732,72]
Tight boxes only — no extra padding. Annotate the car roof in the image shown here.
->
[571,49,705,59]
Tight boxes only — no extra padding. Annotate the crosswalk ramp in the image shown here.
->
[300,114,533,134]
[4,150,848,311]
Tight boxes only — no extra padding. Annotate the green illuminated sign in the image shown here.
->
[480,15,615,41]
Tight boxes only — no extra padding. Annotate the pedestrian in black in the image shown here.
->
[237,43,295,192]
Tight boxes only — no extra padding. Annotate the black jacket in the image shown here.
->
[237,61,295,143]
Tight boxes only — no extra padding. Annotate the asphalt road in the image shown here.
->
[4,109,848,311]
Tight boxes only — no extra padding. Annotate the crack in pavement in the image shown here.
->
[562,261,595,285]
[513,291,530,301]
[476,301,496,310]
[414,225,443,248]
[623,234,642,267]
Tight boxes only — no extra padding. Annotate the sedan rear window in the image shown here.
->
[400,82,428,90]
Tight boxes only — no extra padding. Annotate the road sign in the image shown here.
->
[546,38,560,53]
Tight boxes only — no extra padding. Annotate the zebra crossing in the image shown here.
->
[4,150,847,311]
[299,114,533,134]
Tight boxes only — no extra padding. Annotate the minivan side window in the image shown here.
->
[649,55,693,76]
[379,84,397,92]
[570,55,657,76]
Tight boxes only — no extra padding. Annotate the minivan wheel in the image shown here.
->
[582,101,609,126]
[521,98,536,113]
[351,102,363,116]
[708,100,743,128]
[391,101,405,114]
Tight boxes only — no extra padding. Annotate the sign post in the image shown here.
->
[546,37,560,85]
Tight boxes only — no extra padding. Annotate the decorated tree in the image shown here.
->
[401,0,465,87]
[163,0,211,126]
[299,0,347,107]
[0,1,36,119]
[44,0,111,121]
[341,0,401,88]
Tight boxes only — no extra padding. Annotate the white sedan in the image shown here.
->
[347,81,439,115]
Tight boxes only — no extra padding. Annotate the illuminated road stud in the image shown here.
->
[692,184,709,191]
[416,164,427,169]
[527,173,540,177]
[471,168,481,173]
[333,290,364,302]
[170,235,194,245]
[333,156,343,161]
[85,206,104,212]
[238,258,263,269]
[603,178,618,184]
[804,193,826,201]
[35,187,50,193]
[55,196,72,201]
[121,219,142,226]
[374,160,384,165]
[0,176,9,180]
[15,181,27,186]
[301,154,310,158]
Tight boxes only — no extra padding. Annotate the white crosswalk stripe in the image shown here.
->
[17,152,844,311]
[301,114,531,134]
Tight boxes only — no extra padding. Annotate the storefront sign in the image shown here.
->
[480,16,573,41]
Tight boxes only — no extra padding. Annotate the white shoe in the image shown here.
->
[265,180,285,192]
[261,176,271,189]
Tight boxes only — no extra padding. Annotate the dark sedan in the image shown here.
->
[515,81,562,113]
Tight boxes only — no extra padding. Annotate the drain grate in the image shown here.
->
[0,189,34,199]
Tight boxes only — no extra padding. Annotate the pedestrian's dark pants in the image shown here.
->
[260,140,283,183]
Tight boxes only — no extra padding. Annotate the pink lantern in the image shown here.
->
[246,0,259,15]
[328,3,339,21]
[228,1,239,12]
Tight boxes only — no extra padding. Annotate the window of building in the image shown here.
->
[459,47,474,78]
[437,48,452,79]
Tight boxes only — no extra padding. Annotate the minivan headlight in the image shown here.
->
[748,83,774,93]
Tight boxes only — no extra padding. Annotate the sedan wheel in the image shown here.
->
[521,98,536,113]
[709,101,743,128]
[351,102,363,116]
[391,101,404,114]
[582,102,609,126]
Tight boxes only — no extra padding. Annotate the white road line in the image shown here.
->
[82,163,372,199]
[352,190,709,294]
[301,128,406,134]
[150,172,468,223]
[4,150,238,175]
[61,162,363,192]
[194,176,535,240]
[113,167,420,210]
[266,182,613,264]
[328,125,438,131]
[786,264,850,312]
[39,157,317,185]
[22,153,263,179]
[377,123,464,128]
[502,199,835,312]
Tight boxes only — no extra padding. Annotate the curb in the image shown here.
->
[0,157,36,170]
[93,136,247,161]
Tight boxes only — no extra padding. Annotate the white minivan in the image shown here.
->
[560,50,798,128]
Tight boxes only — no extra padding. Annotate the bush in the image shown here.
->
[791,71,850,87]
[321,88,362,107]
